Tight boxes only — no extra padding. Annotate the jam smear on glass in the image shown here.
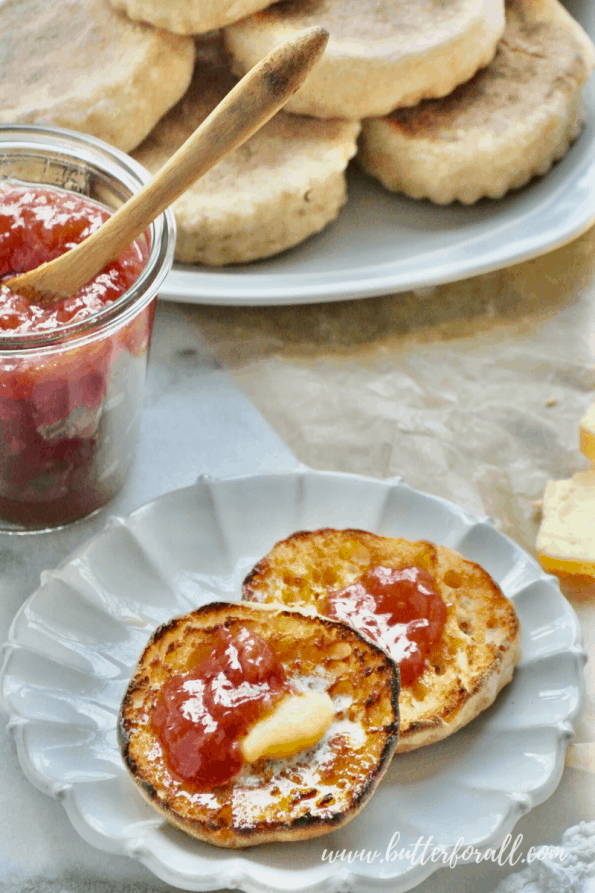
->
[151,626,290,790]
[326,565,448,686]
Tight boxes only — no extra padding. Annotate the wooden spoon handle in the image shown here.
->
[8,26,328,303]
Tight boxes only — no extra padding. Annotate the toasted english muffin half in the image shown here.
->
[358,0,595,204]
[242,529,521,753]
[110,0,276,34]
[223,0,505,119]
[118,601,399,847]
[0,0,195,153]
[132,38,359,265]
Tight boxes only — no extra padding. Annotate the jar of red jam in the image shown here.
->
[0,125,175,531]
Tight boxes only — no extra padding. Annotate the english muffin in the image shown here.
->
[110,0,276,34]
[132,38,360,265]
[119,601,400,847]
[0,0,195,153]
[243,529,521,753]
[223,0,505,119]
[358,0,595,204]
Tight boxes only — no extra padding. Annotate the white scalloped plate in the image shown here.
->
[0,470,586,892]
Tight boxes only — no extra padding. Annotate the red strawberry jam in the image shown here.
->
[0,185,144,333]
[326,566,447,686]
[0,184,150,528]
[151,627,290,790]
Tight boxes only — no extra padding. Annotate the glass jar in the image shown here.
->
[0,125,176,531]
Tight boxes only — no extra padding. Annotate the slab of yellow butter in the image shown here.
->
[240,691,335,763]
[579,404,595,464]
[536,469,595,576]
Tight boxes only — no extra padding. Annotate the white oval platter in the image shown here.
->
[159,0,595,306]
[0,469,586,892]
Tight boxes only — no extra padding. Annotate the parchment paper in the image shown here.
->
[186,222,595,753]
[188,225,595,549]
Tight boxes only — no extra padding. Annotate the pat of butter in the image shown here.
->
[580,404,595,463]
[239,691,335,763]
[536,469,595,575]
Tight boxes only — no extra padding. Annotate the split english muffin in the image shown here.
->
[118,601,400,847]
[0,0,195,153]
[110,0,277,34]
[132,38,360,265]
[358,0,595,204]
[242,529,521,753]
[223,0,506,119]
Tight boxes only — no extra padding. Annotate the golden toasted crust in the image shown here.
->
[242,529,521,753]
[358,0,595,203]
[119,601,399,847]
[224,0,505,119]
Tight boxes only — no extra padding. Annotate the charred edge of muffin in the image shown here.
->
[118,601,400,839]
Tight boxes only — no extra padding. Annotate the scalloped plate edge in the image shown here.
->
[0,469,586,893]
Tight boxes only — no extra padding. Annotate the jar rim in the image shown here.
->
[0,123,176,353]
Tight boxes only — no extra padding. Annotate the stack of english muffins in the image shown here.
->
[5,0,594,264]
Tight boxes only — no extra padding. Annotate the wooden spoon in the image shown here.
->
[5,26,329,305]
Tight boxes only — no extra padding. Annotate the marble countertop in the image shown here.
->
[3,223,595,893]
